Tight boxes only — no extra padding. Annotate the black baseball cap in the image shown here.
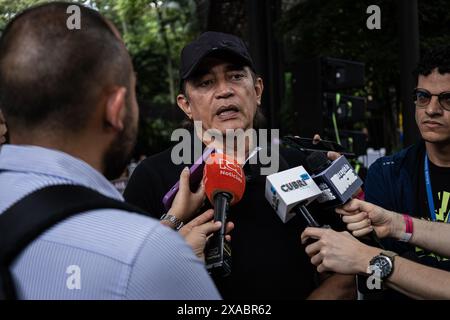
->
[179,31,255,81]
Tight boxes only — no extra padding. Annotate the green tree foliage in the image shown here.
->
[0,0,198,156]
[418,0,450,49]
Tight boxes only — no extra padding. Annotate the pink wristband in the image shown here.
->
[400,214,413,242]
[355,190,365,200]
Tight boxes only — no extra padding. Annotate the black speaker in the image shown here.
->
[337,130,368,156]
[293,57,366,138]
[322,93,366,123]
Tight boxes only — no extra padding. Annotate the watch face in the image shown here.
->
[370,256,393,280]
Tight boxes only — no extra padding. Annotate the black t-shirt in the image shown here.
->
[415,157,450,269]
[124,144,344,300]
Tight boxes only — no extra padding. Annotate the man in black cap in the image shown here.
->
[124,31,355,299]
[177,32,260,137]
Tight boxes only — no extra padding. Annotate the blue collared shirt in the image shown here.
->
[0,145,220,300]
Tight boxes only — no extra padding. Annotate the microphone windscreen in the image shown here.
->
[203,153,246,205]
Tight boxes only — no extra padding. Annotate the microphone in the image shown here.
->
[306,152,383,248]
[306,152,363,208]
[265,165,323,227]
[203,153,246,276]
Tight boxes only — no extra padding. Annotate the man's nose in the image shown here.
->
[215,80,234,99]
[425,96,444,116]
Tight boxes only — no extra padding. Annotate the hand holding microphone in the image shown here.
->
[167,167,206,223]
[301,227,379,275]
[335,199,404,240]
[161,167,206,231]
[179,209,234,262]
[203,153,246,276]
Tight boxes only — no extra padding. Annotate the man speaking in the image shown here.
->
[125,31,355,299]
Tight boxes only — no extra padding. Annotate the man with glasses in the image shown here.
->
[364,45,450,299]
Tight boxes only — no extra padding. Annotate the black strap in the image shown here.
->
[0,184,148,300]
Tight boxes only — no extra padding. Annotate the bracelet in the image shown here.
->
[355,190,365,200]
[399,214,413,242]
[160,213,184,231]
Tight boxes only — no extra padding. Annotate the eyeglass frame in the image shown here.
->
[413,88,450,111]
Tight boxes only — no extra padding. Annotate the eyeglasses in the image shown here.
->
[413,88,450,111]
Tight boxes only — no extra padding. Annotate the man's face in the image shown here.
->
[415,69,450,145]
[103,72,139,180]
[179,57,263,134]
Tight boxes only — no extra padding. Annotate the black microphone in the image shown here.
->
[306,152,363,207]
[306,152,383,248]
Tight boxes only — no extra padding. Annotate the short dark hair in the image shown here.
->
[415,45,450,78]
[0,2,131,134]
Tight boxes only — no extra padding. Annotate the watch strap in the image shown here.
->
[160,213,184,230]
[380,250,398,260]
[368,250,397,280]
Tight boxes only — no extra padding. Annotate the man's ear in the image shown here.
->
[255,77,264,106]
[177,93,192,119]
[105,87,127,131]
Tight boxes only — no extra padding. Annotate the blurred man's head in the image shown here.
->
[414,45,450,146]
[0,2,138,179]
[177,32,264,135]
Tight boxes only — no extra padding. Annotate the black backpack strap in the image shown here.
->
[0,184,148,300]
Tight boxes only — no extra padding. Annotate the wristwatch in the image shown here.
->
[160,213,184,230]
[368,250,398,280]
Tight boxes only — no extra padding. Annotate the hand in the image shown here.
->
[335,199,403,239]
[0,110,7,145]
[312,134,341,161]
[179,209,234,261]
[167,167,206,223]
[301,227,379,274]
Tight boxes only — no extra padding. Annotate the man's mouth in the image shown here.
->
[422,120,444,128]
[216,105,240,120]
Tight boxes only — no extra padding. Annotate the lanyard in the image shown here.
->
[424,153,450,222]
[424,153,437,221]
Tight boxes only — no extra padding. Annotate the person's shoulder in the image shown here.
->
[125,145,182,215]
[125,146,176,190]
[135,146,175,173]
[22,208,221,299]
[38,208,172,265]
[369,142,423,174]
[125,223,221,299]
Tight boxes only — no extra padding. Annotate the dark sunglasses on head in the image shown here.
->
[413,88,450,111]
